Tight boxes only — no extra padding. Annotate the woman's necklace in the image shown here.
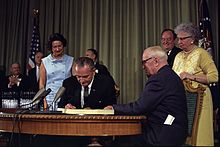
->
[183,45,197,59]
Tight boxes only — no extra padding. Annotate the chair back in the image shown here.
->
[183,80,205,146]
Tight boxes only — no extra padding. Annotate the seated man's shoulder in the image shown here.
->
[63,76,77,84]
[95,73,110,80]
[98,63,108,69]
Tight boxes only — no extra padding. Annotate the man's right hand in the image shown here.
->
[65,103,76,109]
[104,105,113,110]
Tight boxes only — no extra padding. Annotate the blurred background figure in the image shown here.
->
[85,48,119,97]
[28,51,44,92]
[2,62,30,108]
[6,62,30,92]
[85,48,112,77]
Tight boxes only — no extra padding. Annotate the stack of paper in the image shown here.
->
[57,108,114,115]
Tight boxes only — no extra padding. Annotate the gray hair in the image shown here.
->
[74,57,95,70]
[174,22,200,44]
[146,46,168,60]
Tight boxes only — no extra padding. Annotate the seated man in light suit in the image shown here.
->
[58,56,117,109]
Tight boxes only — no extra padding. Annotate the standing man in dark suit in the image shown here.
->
[85,48,119,97]
[28,51,44,92]
[105,46,188,146]
[161,29,182,68]
[58,56,116,109]
[85,48,111,76]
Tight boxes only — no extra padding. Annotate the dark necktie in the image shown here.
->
[84,86,89,98]
[83,86,89,108]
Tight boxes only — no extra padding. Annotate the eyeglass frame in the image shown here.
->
[177,36,192,41]
[142,57,153,65]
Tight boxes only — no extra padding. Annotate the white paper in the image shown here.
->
[164,114,175,125]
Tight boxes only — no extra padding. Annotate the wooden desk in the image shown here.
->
[0,112,146,136]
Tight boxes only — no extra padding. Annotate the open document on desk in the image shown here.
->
[57,108,114,115]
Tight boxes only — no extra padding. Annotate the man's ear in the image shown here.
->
[154,57,160,66]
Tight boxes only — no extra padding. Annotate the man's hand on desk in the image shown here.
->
[104,105,113,110]
[65,103,76,109]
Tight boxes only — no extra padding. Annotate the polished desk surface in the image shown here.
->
[0,109,146,136]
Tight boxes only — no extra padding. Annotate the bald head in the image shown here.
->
[142,46,168,76]
[143,46,168,61]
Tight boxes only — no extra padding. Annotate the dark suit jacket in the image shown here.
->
[113,65,188,146]
[95,62,115,84]
[95,62,111,76]
[58,74,117,109]
[4,74,30,93]
[167,46,182,68]
[28,67,39,92]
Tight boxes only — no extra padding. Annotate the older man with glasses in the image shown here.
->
[105,46,188,146]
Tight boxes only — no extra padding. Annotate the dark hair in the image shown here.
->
[87,48,98,59]
[161,28,177,39]
[47,33,67,50]
[11,62,20,67]
[74,57,95,70]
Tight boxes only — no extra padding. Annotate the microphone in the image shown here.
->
[19,88,46,108]
[19,88,52,113]
[51,87,66,110]
[32,88,52,106]
[32,88,46,103]
[54,87,66,103]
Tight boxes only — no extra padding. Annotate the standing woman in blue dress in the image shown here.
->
[39,33,74,110]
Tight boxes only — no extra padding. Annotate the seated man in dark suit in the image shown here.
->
[58,56,117,109]
[105,46,188,146]
[57,57,116,146]
[6,62,29,90]
[2,62,30,108]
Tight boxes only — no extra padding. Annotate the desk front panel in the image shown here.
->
[0,113,146,136]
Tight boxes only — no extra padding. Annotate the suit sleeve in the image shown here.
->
[102,77,117,106]
[18,75,30,91]
[113,78,164,115]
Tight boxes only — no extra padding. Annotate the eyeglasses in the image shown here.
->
[177,36,192,41]
[142,57,153,64]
